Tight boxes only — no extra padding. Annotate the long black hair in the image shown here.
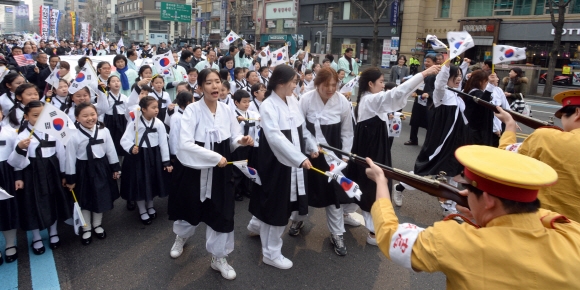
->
[265,65,296,99]
[197,68,220,87]
[1,73,24,94]
[355,67,383,120]
[9,83,38,127]
[65,86,91,114]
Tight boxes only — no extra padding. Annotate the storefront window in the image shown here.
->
[314,3,342,20]
[440,0,450,18]
[570,0,580,13]
[351,0,388,19]
[467,0,493,17]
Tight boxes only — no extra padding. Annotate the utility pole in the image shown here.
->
[326,6,333,54]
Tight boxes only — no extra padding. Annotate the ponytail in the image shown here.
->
[264,65,296,100]
[354,67,383,120]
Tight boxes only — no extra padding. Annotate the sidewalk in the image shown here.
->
[532,84,575,98]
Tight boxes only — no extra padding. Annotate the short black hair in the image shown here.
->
[140,84,153,93]
[304,69,312,75]
[471,186,541,214]
[322,58,330,64]
[139,95,157,109]
[186,67,198,75]
[233,89,251,103]
[484,59,492,68]
[258,66,269,74]
[345,48,353,53]
[126,49,136,58]
[192,47,201,53]
[180,50,193,61]
[229,46,237,53]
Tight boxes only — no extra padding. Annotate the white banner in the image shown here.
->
[41,6,51,41]
[81,22,90,43]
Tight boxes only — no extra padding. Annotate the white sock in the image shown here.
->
[137,200,148,220]
[81,209,92,239]
[147,200,155,215]
[92,212,104,234]
[2,229,17,255]
[49,221,59,243]
[31,229,43,249]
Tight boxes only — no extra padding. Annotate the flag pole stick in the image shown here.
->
[309,166,327,176]
[71,189,87,227]
[491,43,496,74]
[28,128,35,138]
[227,159,248,165]
[71,189,79,203]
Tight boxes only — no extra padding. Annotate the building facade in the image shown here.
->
[401,0,580,69]
[3,5,14,33]
[298,0,401,66]
[117,0,185,45]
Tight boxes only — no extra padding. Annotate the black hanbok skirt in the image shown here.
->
[409,97,430,129]
[74,158,120,213]
[305,120,354,208]
[348,116,392,212]
[249,127,309,227]
[168,140,235,233]
[414,105,468,177]
[120,146,170,202]
[17,156,72,231]
[103,113,127,156]
[0,160,18,231]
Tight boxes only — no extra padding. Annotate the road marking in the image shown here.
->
[27,230,60,290]
[528,102,560,109]
[0,235,18,289]
[527,100,548,104]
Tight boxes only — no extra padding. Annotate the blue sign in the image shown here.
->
[196,18,203,22]
[391,0,399,27]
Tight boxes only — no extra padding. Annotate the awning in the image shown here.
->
[473,36,494,46]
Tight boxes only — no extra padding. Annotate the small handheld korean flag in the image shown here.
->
[231,160,262,185]
[117,37,124,54]
[0,186,13,200]
[270,46,289,66]
[426,34,448,51]
[33,102,75,145]
[153,50,176,78]
[45,62,61,88]
[72,202,86,235]
[324,172,362,200]
[388,112,403,138]
[340,76,360,94]
[447,31,475,59]
[492,45,527,64]
[260,45,271,67]
[69,62,99,94]
[223,31,241,45]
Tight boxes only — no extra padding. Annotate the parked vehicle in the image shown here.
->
[539,73,572,85]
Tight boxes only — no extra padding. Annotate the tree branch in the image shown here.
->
[351,0,377,22]
[378,0,394,20]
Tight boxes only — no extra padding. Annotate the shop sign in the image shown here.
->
[265,1,297,20]
[267,35,287,41]
[551,28,580,35]
[464,25,495,32]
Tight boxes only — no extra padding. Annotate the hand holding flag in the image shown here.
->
[447,31,475,59]
[339,76,360,94]
[492,45,527,64]
[310,167,362,200]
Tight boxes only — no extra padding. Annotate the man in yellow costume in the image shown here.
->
[496,90,580,221]
[367,145,580,289]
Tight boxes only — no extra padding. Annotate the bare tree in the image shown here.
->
[350,0,393,66]
[80,0,107,41]
[229,0,253,34]
[543,0,572,98]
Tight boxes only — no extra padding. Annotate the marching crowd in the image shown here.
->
[0,35,579,288]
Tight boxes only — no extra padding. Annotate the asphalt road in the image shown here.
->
[1,97,561,290]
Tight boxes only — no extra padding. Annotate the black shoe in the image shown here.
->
[5,246,18,263]
[140,212,152,225]
[93,226,107,239]
[234,192,244,201]
[31,240,45,255]
[288,221,304,236]
[330,234,347,256]
[126,200,136,211]
[147,208,157,220]
[404,140,418,146]
[49,235,60,250]
[81,230,92,246]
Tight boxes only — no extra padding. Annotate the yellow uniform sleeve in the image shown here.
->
[498,131,518,150]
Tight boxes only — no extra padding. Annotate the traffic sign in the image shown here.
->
[196,18,203,22]
[160,2,192,23]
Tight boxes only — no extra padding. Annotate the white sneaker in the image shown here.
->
[247,224,260,237]
[211,256,237,280]
[263,255,293,269]
[392,189,403,207]
[366,233,378,246]
[343,214,361,227]
[170,235,188,258]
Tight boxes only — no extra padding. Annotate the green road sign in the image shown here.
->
[160,2,192,23]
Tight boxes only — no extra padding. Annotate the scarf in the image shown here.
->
[117,65,130,90]
[228,67,235,81]
[344,55,353,71]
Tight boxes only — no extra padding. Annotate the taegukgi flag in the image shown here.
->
[447,31,475,59]
[69,62,99,94]
[231,160,262,185]
[33,102,76,146]
[426,34,448,51]
[270,46,289,66]
[223,31,241,45]
[324,171,362,200]
[493,45,527,64]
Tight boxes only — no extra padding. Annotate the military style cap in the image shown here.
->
[455,145,558,202]
[553,90,580,118]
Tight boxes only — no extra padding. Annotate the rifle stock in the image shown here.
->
[445,86,562,130]
[319,144,469,208]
